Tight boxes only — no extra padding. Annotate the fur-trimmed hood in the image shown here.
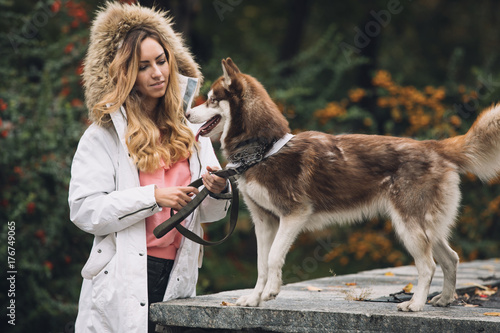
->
[82,1,202,121]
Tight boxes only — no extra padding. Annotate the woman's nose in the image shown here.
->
[151,65,162,78]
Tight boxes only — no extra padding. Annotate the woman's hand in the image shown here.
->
[154,186,199,210]
[202,166,228,194]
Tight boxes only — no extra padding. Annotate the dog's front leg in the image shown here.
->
[260,212,309,303]
[237,210,279,307]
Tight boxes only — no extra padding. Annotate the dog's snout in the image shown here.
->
[185,111,191,119]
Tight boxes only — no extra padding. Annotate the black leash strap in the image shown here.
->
[153,170,239,246]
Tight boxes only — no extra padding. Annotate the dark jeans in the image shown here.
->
[148,255,174,333]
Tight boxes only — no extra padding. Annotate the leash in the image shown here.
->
[153,169,239,246]
[153,133,294,246]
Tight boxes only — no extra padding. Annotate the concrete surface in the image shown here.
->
[150,258,500,332]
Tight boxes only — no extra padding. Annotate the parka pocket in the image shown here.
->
[90,254,118,332]
[81,233,116,279]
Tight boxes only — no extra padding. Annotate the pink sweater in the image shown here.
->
[139,158,191,259]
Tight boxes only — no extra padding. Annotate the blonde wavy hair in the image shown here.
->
[93,27,195,173]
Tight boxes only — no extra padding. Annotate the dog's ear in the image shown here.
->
[221,58,240,90]
[225,58,241,74]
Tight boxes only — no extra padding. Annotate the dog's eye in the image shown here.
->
[210,97,217,104]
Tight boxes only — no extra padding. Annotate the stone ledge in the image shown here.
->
[150,258,500,332]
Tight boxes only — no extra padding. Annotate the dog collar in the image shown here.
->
[225,133,294,175]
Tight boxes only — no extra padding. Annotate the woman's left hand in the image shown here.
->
[202,166,228,194]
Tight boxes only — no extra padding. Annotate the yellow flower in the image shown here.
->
[420,114,431,126]
[372,70,393,88]
[449,115,462,127]
[430,87,446,101]
[348,88,366,103]
[314,101,347,124]
[391,108,402,122]
[424,86,435,95]
[377,97,389,108]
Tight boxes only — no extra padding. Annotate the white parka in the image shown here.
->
[68,104,229,332]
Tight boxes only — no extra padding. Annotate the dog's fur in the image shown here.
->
[187,58,500,311]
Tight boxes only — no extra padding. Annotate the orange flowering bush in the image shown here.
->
[372,70,451,137]
[322,221,406,268]
[314,100,348,125]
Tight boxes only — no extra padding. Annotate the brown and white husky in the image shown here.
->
[186,58,500,312]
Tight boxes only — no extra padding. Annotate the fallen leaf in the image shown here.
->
[480,265,495,271]
[464,282,487,288]
[467,283,495,291]
[464,304,479,307]
[475,286,497,297]
[221,301,236,306]
[306,286,322,292]
[484,312,500,317]
[403,283,413,293]
[345,282,357,286]
[384,272,395,276]
[341,288,372,301]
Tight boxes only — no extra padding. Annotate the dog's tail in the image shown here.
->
[442,104,500,180]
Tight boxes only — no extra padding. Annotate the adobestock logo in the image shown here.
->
[213,0,242,22]
[282,236,336,284]
[7,1,60,54]
[339,0,411,64]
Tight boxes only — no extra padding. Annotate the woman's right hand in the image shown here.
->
[154,186,199,211]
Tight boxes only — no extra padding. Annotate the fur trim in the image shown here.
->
[82,1,202,121]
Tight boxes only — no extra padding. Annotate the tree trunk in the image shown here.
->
[278,0,311,77]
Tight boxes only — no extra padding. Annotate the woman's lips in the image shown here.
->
[150,81,165,88]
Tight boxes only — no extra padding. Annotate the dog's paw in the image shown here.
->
[236,294,261,307]
[429,293,453,307]
[261,290,278,302]
[397,300,424,312]
[261,284,280,302]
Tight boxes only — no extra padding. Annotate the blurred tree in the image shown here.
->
[278,0,311,77]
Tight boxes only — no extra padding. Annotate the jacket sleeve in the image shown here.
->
[68,125,160,236]
[196,136,231,224]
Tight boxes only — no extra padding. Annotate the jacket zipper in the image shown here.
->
[118,204,158,220]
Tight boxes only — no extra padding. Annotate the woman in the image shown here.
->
[68,3,229,332]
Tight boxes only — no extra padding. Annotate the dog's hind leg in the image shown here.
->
[398,235,436,311]
[430,177,461,307]
[429,238,459,307]
[260,211,309,303]
[392,214,436,312]
[237,205,279,307]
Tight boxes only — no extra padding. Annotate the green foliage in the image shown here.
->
[0,1,93,332]
[269,25,369,131]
